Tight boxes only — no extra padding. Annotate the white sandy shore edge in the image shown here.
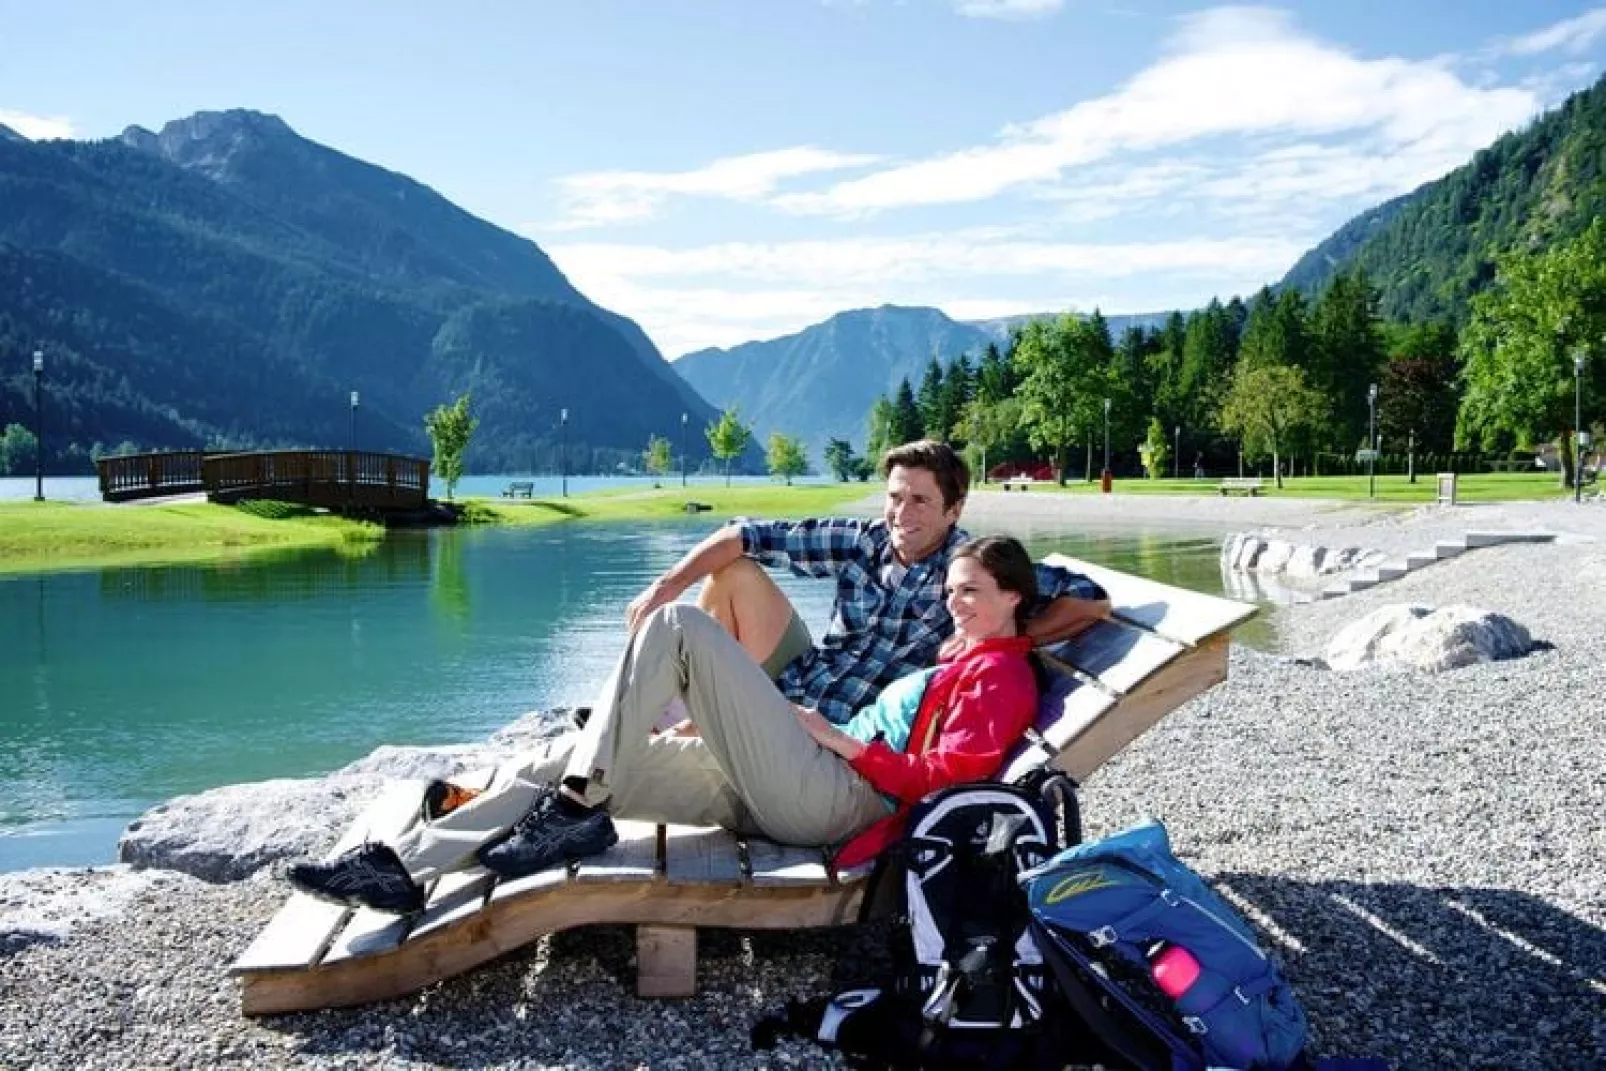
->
[2,497,1604,1069]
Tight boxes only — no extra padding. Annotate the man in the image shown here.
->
[288,441,1109,911]
[628,439,1110,724]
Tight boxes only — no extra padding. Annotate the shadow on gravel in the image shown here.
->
[1215,873,1606,1069]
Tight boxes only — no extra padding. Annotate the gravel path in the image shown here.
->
[3,501,1603,1069]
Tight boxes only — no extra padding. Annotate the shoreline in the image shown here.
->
[2,500,1604,1067]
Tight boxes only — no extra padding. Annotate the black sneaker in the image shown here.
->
[476,789,617,878]
[287,842,425,915]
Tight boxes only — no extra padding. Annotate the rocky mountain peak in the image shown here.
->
[119,109,297,177]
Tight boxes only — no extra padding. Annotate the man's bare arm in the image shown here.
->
[624,524,747,631]
[1022,595,1110,647]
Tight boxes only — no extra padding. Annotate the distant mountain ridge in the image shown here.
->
[675,304,1177,458]
[1281,72,1606,322]
[674,305,998,456]
[0,108,725,473]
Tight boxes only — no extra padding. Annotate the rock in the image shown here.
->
[1325,604,1533,672]
[1285,544,1327,579]
[1254,539,1296,574]
[115,708,577,883]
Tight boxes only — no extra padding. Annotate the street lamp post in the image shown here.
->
[1173,426,1180,480]
[1408,428,1416,485]
[1576,350,1586,505]
[31,350,44,502]
[349,390,360,452]
[1367,382,1379,499]
[560,407,569,498]
[680,411,688,488]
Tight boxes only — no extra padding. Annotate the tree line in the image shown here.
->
[845,225,1602,490]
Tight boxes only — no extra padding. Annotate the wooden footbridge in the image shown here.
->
[94,450,431,513]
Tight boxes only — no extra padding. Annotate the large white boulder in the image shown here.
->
[117,709,573,883]
[1325,604,1533,672]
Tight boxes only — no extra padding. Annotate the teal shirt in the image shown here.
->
[841,667,939,811]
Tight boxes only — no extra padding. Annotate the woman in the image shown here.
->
[289,536,1042,914]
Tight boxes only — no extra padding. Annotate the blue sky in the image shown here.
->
[4,2,1605,357]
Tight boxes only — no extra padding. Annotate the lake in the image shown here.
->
[0,515,1253,872]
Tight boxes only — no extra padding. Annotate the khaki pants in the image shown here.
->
[395,604,886,883]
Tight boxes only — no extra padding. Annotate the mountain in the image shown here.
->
[966,310,1176,341]
[0,109,725,474]
[1281,73,1606,322]
[674,305,997,457]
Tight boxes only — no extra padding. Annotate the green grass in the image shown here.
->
[457,482,878,526]
[985,472,1571,503]
[0,500,383,577]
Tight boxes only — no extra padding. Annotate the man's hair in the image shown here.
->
[951,535,1037,629]
[880,439,970,510]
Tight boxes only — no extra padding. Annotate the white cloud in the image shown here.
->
[953,0,1063,19]
[550,146,882,228]
[546,232,1305,355]
[0,109,74,140]
[774,6,1539,216]
[1502,7,1606,56]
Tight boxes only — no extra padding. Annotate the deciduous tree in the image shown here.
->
[423,393,478,501]
[766,432,808,485]
[706,406,753,487]
[1219,363,1326,489]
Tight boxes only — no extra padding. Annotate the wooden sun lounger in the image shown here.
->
[232,554,1255,1016]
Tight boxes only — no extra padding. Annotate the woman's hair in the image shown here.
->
[951,535,1037,629]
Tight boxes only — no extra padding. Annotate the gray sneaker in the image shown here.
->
[477,788,617,878]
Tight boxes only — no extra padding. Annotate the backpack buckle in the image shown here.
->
[1182,1015,1209,1035]
[1159,888,1179,907]
[1088,925,1118,948]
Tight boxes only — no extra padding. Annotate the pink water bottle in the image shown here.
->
[1148,942,1202,1000]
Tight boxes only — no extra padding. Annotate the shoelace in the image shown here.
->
[511,788,561,833]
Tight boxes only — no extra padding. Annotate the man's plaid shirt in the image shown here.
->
[737,517,1107,724]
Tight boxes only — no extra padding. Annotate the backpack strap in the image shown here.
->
[1088,888,1181,947]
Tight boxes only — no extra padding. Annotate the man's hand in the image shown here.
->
[625,578,682,633]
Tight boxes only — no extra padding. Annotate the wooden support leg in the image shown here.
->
[636,925,697,998]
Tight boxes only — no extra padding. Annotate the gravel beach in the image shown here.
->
[3,496,1603,1070]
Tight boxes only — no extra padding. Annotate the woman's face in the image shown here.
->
[945,555,1021,644]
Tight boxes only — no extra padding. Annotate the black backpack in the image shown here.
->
[756,774,1101,1070]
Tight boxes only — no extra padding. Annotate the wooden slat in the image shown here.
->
[1044,553,1255,646]
[1050,634,1229,781]
[409,868,496,941]
[489,865,572,902]
[744,838,833,888]
[1046,618,1185,696]
[662,824,744,885]
[575,820,660,884]
[233,779,427,973]
[636,925,697,998]
[315,779,437,965]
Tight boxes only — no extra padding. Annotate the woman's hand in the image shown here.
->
[794,705,865,761]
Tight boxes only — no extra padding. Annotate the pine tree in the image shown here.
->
[916,357,946,440]
[891,378,924,444]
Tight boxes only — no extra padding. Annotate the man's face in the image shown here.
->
[883,464,963,564]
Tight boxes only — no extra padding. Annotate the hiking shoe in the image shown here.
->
[476,789,617,878]
[287,842,425,915]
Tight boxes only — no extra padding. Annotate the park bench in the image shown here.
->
[1217,477,1265,497]
[231,553,1255,1015]
[502,481,535,498]
[1001,477,1038,491]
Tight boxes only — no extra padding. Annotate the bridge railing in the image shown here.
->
[95,450,431,509]
[97,451,207,502]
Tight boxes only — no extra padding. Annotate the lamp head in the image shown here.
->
[1103,397,1111,413]
[350,390,360,408]
[1369,383,1378,403]
[560,408,568,423]
[32,350,43,373]
[681,411,687,425]
[1576,352,1586,375]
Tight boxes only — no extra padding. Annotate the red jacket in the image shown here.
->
[832,634,1038,870]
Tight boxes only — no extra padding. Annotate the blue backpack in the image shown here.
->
[1021,820,1310,1071]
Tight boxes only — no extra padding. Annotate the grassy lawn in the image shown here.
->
[983,472,1571,503]
[0,483,875,577]
[460,481,877,525]
[0,500,383,576]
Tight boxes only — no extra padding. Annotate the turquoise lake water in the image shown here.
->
[0,516,1250,872]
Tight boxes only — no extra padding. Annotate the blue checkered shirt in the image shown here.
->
[736,517,1107,724]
